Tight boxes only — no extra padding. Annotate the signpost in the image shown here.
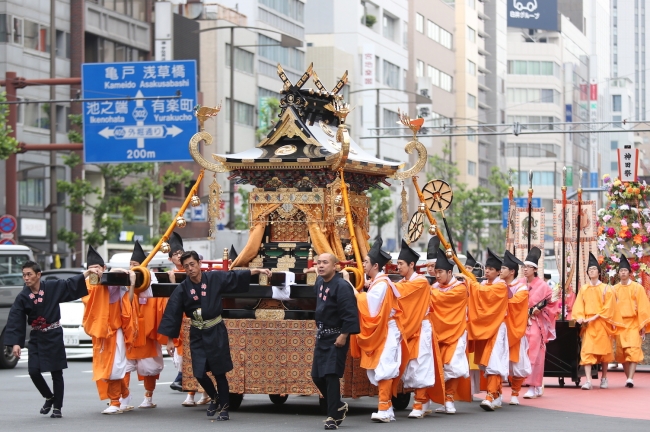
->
[502,197,542,228]
[82,60,198,163]
[0,214,17,245]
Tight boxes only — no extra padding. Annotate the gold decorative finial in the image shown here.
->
[324,99,351,125]
[195,104,222,131]
[397,108,425,139]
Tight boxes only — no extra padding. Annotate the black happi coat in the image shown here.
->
[311,274,360,378]
[4,274,88,372]
[158,270,250,377]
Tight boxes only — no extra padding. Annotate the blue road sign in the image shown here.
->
[82,61,198,163]
[502,197,543,228]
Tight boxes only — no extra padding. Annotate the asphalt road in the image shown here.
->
[1,355,647,431]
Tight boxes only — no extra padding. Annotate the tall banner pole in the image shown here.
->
[575,169,584,296]
[527,170,534,251]
[561,166,567,320]
[508,169,515,254]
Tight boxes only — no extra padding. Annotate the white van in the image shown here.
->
[0,245,35,369]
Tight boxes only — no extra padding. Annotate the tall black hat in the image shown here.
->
[168,232,184,257]
[398,238,420,265]
[229,245,238,261]
[619,254,631,272]
[87,244,105,267]
[485,248,502,270]
[130,240,146,264]
[465,250,478,269]
[367,236,392,269]
[435,248,454,271]
[587,252,600,270]
[524,247,542,268]
[427,236,441,262]
[503,250,524,271]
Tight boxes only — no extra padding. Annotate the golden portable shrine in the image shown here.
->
[95,63,475,411]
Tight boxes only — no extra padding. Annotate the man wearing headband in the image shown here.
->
[612,254,650,388]
[572,253,622,390]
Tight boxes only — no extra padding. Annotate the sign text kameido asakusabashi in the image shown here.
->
[82,60,198,163]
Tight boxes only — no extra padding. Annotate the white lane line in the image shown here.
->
[82,370,93,373]
[16,372,51,378]
[138,382,173,386]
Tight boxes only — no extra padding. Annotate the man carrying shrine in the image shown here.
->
[573,253,623,390]
[613,254,650,388]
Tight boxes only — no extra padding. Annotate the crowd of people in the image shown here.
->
[4,232,650,430]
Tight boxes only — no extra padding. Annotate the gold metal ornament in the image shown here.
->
[406,212,425,243]
[418,202,426,213]
[445,248,453,259]
[176,216,187,228]
[334,194,343,206]
[190,195,201,207]
[428,225,438,236]
[337,217,347,227]
[344,243,353,256]
[208,176,221,240]
[160,242,171,254]
[89,273,99,285]
[393,109,428,180]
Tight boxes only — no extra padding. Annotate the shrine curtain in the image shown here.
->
[351,205,370,259]
[231,203,281,268]
[294,203,338,259]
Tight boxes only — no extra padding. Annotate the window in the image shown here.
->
[467,26,476,43]
[507,60,559,76]
[225,98,255,127]
[260,0,305,21]
[0,14,8,43]
[19,178,45,207]
[439,28,452,49]
[505,143,561,158]
[383,14,397,41]
[258,34,304,71]
[12,16,23,45]
[426,20,452,49]
[375,55,380,82]
[610,140,619,150]
[514,171,558,186]
[90,0,147,21]
[383,109,400,135]
[467,0,475,9]
[23,20,49,52]
[55,30,70,59]
[383,60,400,88]
[0,252,31,277]
[24,101,50,129]
[468,161,477,175]
[416,60,424,78]
[226,44,255,74]
[507,88,560,104]
[467,60,476,76]
[612,95,622,112]
[467,93,476,108]
[611,161,618,171]
[428,65,452,92]
[416,13,424,33]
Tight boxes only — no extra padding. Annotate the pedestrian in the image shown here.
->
[501,251,530,406]
[394,239,442,419]
[4,260,95,418]
[431,248,471,415]
[82,245,136,414]
[572,253,623,390]
[123,240,167,409]
[311,253,360,430]
[467,248,509,411]
[159,251,271,420]
[522,247,558,398]
[612,254,650,387]
[353,237,403,423]
[425,236,440,277]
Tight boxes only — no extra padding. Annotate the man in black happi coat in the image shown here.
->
[159,250,270,420]
[4,260,100,418]
[311,253,360,430]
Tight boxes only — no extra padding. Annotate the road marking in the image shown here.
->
[16,372,50,378]
[139,381,172,385]
[82,370,93,373]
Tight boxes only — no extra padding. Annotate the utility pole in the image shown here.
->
[375,88,380,158]
[49,0,58,267]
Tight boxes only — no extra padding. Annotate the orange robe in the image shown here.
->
[467,279,509,366]
[430,278,472,402]
[505,280,529,363]
[613,280,650,363]
[572,282,623,365]
[128,297,169,360]
[82,280,134,399]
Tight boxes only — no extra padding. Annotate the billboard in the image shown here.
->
[507,0,558,31]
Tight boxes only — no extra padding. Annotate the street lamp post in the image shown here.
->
[197,25,302,229]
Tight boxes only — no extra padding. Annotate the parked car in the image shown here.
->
[0,245,34,369]
[40,268,93,358]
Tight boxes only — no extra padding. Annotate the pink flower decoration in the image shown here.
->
[319,293,322,298]
[29,293,35,299]
[643,236,649,243]
[606,227,617,237]
[323,296,327,301]
[33,300,38,304]
[37,298,43,303]
[631,262,640,271]
[602,214,612,222]
[201,291,206,296]
[201,283,206,289]
[620,219,628,227]
[190,289,195,295]
[38,290,44,296]
[193,295,199,301]
[632,222,641,229]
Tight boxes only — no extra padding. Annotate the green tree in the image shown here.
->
[58,115,193,248]
[369,187,394,238]
[0,92,20,160]
[256,97,281,141]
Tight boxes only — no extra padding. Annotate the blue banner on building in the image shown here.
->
[507,0,558,31]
